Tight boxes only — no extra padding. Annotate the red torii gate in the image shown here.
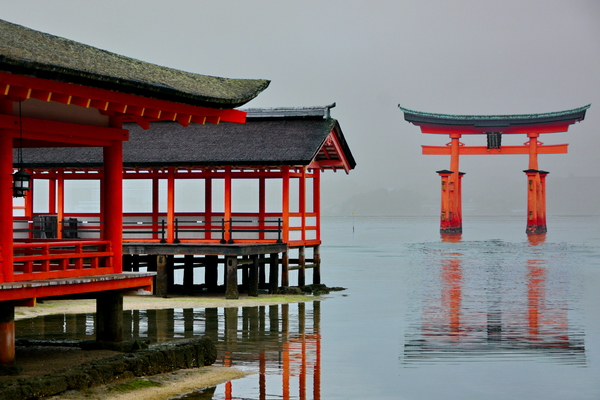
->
[400,105,590,234]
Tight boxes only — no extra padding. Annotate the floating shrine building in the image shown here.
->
[17,104,355,298]
[0,18,269,368]
[400,105,590,234]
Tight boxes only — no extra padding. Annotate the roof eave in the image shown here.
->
[399,104,591,129]
[0,57,270,109]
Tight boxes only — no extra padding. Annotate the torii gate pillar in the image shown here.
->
[524,169,548,234]
[524,133,548,234]
[437,169,464,234]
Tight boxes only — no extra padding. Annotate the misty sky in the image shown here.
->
[4,1,600,216]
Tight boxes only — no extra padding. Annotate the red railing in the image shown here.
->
[12,240,114,282]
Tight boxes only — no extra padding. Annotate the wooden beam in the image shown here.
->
[0,72,249,124]
[422,144,568,155]
[0,114,129,143]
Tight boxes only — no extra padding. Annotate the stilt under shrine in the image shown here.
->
[400,105,590,234]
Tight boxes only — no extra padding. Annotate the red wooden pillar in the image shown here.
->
[48,174,57,215]
[103,141,123,273]
[259,177,266,240]
[525,133,547,234]
[56,169,65,239]
[167,167,175,243]
[540,170,548,228]
[524,169,547,234]
[24,179,33,219]
[282,166,290,243]
[313,169,321,242]
[443,133,463,234]
[281,166,290,287]
[0,304,15,366]
[224,167,232,243]
[151,175,160,240]
[0,100,14,284]
[299,167,306,242]
[204,177,212,239]
[0,123,13,282]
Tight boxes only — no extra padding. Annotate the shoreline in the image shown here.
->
[15,293,318,321]
[10,293,320,400]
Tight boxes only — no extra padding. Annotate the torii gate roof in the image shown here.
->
[399,104,590,134]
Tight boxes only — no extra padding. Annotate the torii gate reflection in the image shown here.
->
[403,234,585,364]
[400,105,590,235]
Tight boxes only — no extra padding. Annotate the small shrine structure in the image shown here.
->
[17,104,356,298]
[0,18,268,368]
[399,105,590,234]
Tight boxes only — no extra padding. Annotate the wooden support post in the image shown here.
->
[0,106,13,283]
[259,254,266,288]
[249,255,259,297]
[0,303,15,367]
[300,168,307,242]
[259,177,266,241]
[122,254,132,272]
[183,254,194,295]
[224,167,232,243]
[57,169,65,239]
[151,176,160,241]
[167,167,175,243]
[167,255,175,293]
[282,166,290,243]
[298,246,306,287]
[205,178,213,239]
[282,251,289,288]
[313,245,321,285]
[155,255,168,298]
[525,169,548,234]
[269,253,279,294]
[103,140,123,273]
[225,256,239,299]
[438,133,463,234]
[314,169,321,242]
[241,256,249,290]
[96,290,124,342]
[204,255,219,292]
[525,134,547,234]
[131,254,140,272]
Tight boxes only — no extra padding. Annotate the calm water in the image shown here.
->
[16,216,600,399]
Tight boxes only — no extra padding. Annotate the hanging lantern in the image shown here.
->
[13,98,31,198]
[13,168,31,198]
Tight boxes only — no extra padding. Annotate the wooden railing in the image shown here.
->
[173,218,283,244]
[12,240,114,282]
[14,211,319,246]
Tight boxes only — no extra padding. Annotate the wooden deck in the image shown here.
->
[0,272,154,303]
[122,242,320,299]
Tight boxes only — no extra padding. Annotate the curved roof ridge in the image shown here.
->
[0,19,269,108]
[244,103,336,119]
[398,104,591,121]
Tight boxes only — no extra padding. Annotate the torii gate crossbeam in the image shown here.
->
[400,105,590,235]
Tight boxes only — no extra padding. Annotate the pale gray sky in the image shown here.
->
[4,1,600,216]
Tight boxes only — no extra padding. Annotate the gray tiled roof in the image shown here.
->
[399,105,590,128]
[19,106,356,169]
[0,19,269,108]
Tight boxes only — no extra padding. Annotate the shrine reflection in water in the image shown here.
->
[16,301,321,400]
[403,233,585,365]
